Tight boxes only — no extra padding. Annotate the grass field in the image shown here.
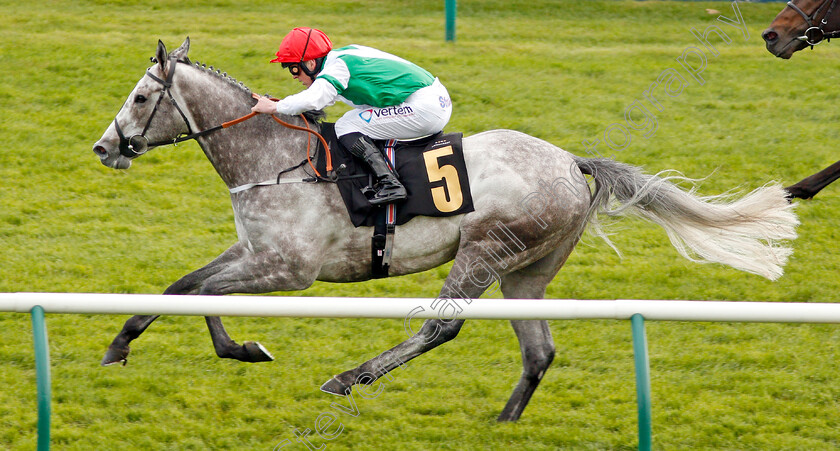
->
[2,0,840,449]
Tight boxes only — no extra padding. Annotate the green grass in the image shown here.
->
[2,0,840,449]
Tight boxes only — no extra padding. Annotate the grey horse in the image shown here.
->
[92,39,798,422]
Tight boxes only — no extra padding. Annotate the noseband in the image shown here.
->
[786,0,840,46]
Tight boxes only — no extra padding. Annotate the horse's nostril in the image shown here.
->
[93,145,107,155]
[763,30,778,42]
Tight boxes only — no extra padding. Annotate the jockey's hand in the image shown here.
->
[251,93,278,114]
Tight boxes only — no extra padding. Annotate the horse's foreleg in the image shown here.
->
[100,254,234,366]
[196,247,320,363]
[204,316,274,362]
[101,243,279,365]
[101,314,160,366]
[785,159,840,200]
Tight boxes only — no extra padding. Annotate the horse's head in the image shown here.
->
[93,38,193,169]
[763,0,840,58]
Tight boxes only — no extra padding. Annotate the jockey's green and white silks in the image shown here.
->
[275,45,450,140]
[333,78,451,140]
[318,45,434,108]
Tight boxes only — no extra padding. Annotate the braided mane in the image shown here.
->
[193,60,252,95]
[191,60,325,122]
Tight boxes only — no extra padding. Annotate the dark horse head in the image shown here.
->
[763,0,840,58]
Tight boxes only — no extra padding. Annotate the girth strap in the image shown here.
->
[370,139,398,278]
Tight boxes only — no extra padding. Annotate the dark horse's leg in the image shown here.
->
[101,243,275,366]
[785,159,840,200]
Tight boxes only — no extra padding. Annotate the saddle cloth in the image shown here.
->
[315,123,474,227]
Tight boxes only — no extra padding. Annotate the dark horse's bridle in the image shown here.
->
[786,0,840,46]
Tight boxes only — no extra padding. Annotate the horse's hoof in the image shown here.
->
[243,341,274,362]
[320,376,350,396]
[101,346,129,367]
[100,346,131,366]
[784,185,814,201]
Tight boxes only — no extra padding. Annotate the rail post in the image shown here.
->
[31,305,51,451]
[631,313,652,451]
[445,0,456,41]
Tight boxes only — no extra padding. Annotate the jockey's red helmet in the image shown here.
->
[270,27,333,64]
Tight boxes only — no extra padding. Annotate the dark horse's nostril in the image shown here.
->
[93,145,107,155]
[763,29,779,42]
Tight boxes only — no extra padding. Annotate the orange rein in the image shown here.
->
[220,109,333,177]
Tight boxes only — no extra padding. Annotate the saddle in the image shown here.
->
[315,123,474,228]
[314,123,474,278]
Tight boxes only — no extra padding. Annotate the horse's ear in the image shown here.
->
[170,37,191,64]
[155,40,168,71]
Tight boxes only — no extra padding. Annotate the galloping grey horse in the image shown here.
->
[92,39,798,422]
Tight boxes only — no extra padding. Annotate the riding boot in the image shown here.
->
[347,135,407,205]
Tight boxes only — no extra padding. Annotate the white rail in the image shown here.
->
[1,292,839,323]
[5,292,839,451]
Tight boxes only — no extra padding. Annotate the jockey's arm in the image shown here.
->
[252,78,337,116]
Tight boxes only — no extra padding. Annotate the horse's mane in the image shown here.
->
[191,59,326,123]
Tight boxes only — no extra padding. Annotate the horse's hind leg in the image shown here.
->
[497,320,554,422]
[496,244,577,421]
[319,252,489,396]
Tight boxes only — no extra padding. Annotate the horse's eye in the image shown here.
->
[135,95,147,104]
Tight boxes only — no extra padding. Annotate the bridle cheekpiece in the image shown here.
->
[786,0,840,46]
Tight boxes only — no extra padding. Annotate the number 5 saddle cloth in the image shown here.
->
[315,123,475,228]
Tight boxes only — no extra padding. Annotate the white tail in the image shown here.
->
[574,156,799,280]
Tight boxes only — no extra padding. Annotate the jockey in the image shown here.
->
[252,27,453,205]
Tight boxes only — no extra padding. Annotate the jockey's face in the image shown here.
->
[290,60,318,88]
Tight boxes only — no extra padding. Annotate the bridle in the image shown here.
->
[786,0,840,46]
[113,55,200,158]
[112,55,335,179]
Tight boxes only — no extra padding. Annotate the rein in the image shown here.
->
[786,0,840,46]
[114,57,334,183]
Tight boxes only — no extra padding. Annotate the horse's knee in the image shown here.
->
[416,319,465,348]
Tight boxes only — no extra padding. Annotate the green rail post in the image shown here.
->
[631,313,652,451]
[445,0,456,41]
[31,305,51,451]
